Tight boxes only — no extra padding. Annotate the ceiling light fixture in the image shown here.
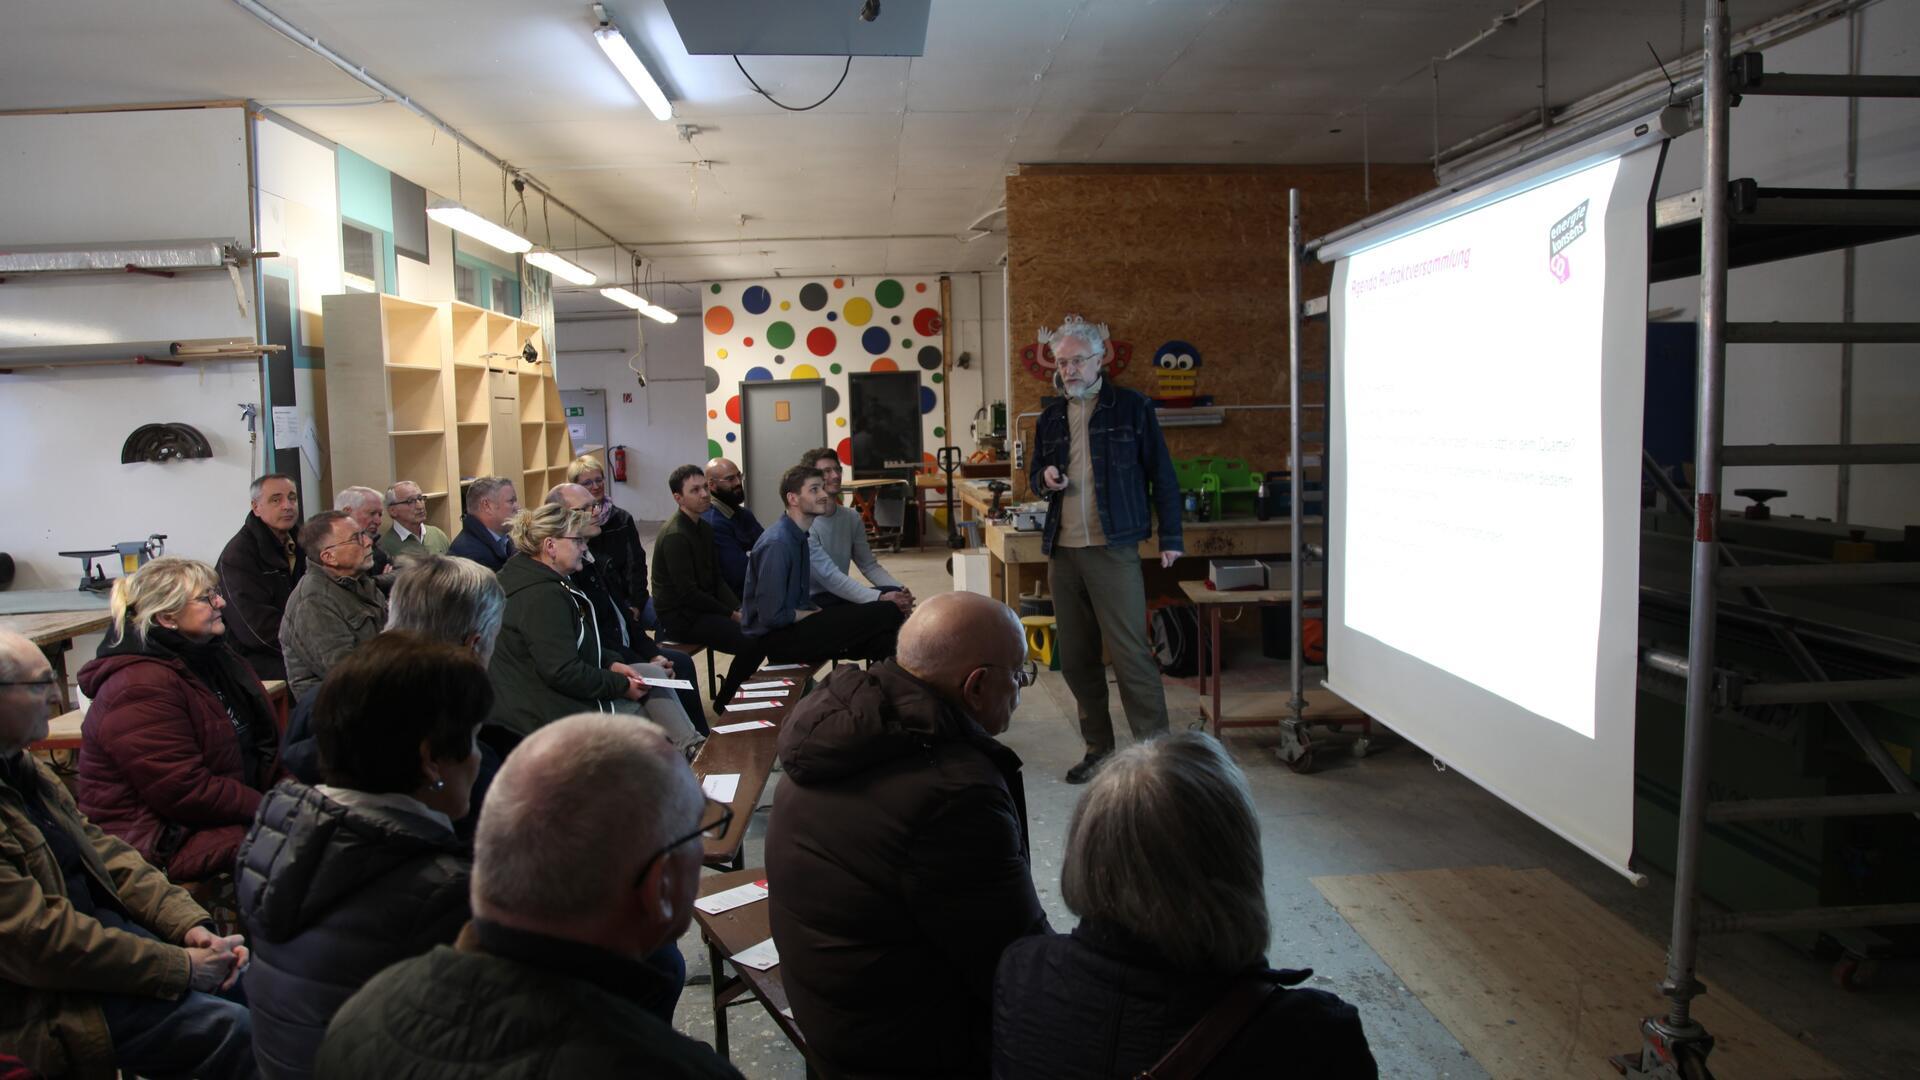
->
[426,201,532,254]
[599,287,680,324]
[526,250,597,285]
[593,5,672,121]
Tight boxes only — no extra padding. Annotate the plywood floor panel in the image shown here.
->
[1312,866,1843,1080]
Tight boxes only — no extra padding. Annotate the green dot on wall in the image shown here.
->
[931,372,943,384]
[709,283,721,294]
[901,339,913,349]
[829,362,842,374]
[708,438,722,459]
[934,426,945,438]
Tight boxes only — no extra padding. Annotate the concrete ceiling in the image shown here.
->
[2,0,1817,307]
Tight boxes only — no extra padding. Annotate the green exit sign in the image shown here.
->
[564,406,585,417]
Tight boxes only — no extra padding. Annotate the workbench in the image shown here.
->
[981,516,1323,611]
[1,609,114,710]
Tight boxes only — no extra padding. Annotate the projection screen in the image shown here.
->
[1322,120,1669,879]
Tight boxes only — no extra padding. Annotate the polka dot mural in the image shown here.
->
[702,276,948,479]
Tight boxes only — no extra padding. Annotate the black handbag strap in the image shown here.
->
[1134,974,1279,1080]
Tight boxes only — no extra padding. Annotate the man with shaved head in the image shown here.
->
[701,456,763,596]
[317,714,741,1078]
[766,592,1050,1078]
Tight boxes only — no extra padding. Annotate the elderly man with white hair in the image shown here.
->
[1029,314,1184,785]
[378,480,452,560]
[315,714,742,1079]
[333,485,396,580]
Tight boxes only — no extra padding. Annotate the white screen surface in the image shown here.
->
[1327,140,1661,878]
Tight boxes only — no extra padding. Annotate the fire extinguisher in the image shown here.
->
[610,445,628,483]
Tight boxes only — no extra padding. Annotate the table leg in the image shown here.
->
[708,937,730,1060]
[1210,607,1223,735]
[42,642,73,712]
[916,487,927,551]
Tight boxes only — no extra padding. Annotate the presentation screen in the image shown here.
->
[1325,134,1664,878]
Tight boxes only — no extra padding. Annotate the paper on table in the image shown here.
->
[711,719,776,734]
[701,773,740,802]
[694,878,769,915]
[731,937,780,971]
[640,677,695,690]
[759,663,809,671]
[740,680,794,690]
[724,700,780,713]
[736,689,788,698]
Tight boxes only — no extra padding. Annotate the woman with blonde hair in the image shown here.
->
[487,503,698,751]
[76,556,279,882]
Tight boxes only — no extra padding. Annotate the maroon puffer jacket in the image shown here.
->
[75,651,270,881]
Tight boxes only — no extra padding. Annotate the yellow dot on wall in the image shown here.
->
[717,348,728,359]
[780,301,791,310]
[843,297,873,326]
[836,417,847,427]
[791,363,820,379]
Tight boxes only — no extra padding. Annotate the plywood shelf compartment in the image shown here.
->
[517,373,545,423]
[453,366,488,424]
[449,301,493,369]
[387,367,446,433]
[380,295,443,370]
[486,312,522,371]
[456,425,491,480]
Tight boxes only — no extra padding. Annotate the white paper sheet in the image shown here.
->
[740,680,794,690]
[731,937,780,971]
[711,720,776,734]
[701,773,740,802]
[694,878,769,915]
[759,663,809,671]
[736,689,789,698]
[724,700,780,713]
[640,677,695,690]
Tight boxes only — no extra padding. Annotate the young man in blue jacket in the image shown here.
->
[1030,315,1184,783]
[700,456,764,597]
[740,466,899,665]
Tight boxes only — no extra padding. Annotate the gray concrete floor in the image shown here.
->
[644,530,1915,1079]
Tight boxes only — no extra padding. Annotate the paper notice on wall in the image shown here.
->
[271,406,298,446]
[701,773,740,802]
[694,878,769,915]
[731,937,780,971]
[300,420,324,472]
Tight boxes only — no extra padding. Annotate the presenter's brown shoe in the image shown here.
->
[1064,752,1107,785]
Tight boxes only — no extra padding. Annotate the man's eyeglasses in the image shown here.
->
[1053,351,1102,368]
[0,676,60,688]
[988,659,1039,688]
[634,797,734,885]
[322,532,374,555]
[388,495,426,508]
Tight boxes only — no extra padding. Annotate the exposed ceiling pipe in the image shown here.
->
[228,0,643,272]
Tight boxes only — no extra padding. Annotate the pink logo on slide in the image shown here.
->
[1550,253,1571,283]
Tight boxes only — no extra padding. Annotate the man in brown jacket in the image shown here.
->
[0,629,256,1079]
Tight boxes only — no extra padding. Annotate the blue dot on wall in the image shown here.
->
[919,386,937,414]
[726,432,736,442]
[745,366,773,381]
[861,327,890,355]
[827,311,838,322]
[741,285,772,315]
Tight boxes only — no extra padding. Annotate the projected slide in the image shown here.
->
[1340,158,1623,738]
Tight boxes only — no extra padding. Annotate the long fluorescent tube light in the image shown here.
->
[599,287,681,324]
[426,202,531,255]
[526,250,597,285]
[595,25,673,121]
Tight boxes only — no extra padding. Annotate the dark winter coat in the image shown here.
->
[449,513,513,572]
[488,554,629,737]
[314,920,743,1080]
[235,780,470,1080]
[651,510,739,634]
[75,629,278,882]
[587,503,650,617]
[217,511,308,680]
[278,568,387,700]
[992,920,1378,1079]
[766,661,1049,1079]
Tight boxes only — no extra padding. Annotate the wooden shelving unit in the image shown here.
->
[323,296,569,529]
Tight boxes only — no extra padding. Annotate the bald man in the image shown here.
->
[0,631,255,1079]
[701,456,764,596]
[766,593,1050,1078]
[318,714,741,1078]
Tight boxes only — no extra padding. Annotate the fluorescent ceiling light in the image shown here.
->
[426,202,531,255]
[599,287,680,324]
[595,25,673,121]
[526,250,597,285]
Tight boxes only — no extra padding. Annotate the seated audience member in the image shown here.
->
[701,456,763,597]
[569,456,655,630]
[490,503,698,750]
[0,629,256,1080]
[993,733,1377,1079]
[449,476,519,572]
[800,447,914,618]
[236,633,488,1080]
[218,472,306,680]
[77,557,279,883]
[315,714,743,1079]
[741,466,899,665]
[767,592,1048,1077]
[332,485,395,581]
[651,464,765,707]
[279,511,387,699]
[548,484,702,725]
[379,480,452,560]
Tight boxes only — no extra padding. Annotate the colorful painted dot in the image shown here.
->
[822,385,839,411]
[791,363,820,379]
[766,321,795,349]
[933,426,945,438]
[774,355,784,365]
[799,283,829,311]
[919,386,937,414]
[827,311,838,322]
[836,417,847,427]
[829,363,843,374]
[931,372,944,384]
[725,395,742,423]
[833,278,845,288]
[835,437,853,463]
[745,366,773,381]
[871,357,898,373]
[708,409,717,419]
[704,366,720,393]
[742,286,772,315]
[901,339,913,349]
[915,282,928,293]
[710,283,722,294]
[861,327,890,355]
[913,308,941,336]
[743,337,754,347]
[716,348,728,359]
[726,432,736,442]
[780,301,791,311]
[917,345,942,370]
[704,306,734,334]
[708,438,723,459]
[843,297,873,326]
[806,327,837,356]
[890,316,901,325]
[874,279,905,308]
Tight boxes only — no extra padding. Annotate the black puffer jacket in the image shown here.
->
[587,503,649,617]
[235,780,470,1080]
[992,921,1377,1079]
[766,661,1049,1079]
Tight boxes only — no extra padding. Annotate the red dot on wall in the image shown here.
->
[743,336,754,347]
[833,278,845,288]
[915,282,927,293]
[725,395,742,423]
[836,437,852,464]
[912,308,941,337]
[807,327,837,356]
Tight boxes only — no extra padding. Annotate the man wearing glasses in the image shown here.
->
[1030,315,1184,784]
[767,591,1049,1078]
[279,511,388,699]
[318,713,743,1078]
[334,486,396,583]
[379,480,452,560]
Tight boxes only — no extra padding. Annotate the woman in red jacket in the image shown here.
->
[77,556,280,882]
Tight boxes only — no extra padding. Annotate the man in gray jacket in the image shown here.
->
[280,511,387,698]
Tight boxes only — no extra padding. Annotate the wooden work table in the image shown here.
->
[1,609,115,711]
[981,516,1324,610]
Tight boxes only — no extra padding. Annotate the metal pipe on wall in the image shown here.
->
[1286,189,1306,725]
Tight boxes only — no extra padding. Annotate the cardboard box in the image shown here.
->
[1259,558,1324,592]
[1208,558,1266,591]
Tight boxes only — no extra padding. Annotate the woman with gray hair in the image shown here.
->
[992,733,1376,1078]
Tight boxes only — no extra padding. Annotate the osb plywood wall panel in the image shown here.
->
[1006,165,1432,495]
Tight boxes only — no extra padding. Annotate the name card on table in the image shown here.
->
[711,719,776,734]
[732,937,780,971]
[701,773,740,802]
[724,700,780,713]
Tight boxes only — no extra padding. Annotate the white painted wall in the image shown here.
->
[1648,1,1920,528]
[553,311,707,521]
[945,269,1009,453]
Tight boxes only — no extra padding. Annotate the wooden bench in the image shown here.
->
[657,640,719,700]
[694,867,820,1076]
[692,660,828,871]
[31,678,290,755]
